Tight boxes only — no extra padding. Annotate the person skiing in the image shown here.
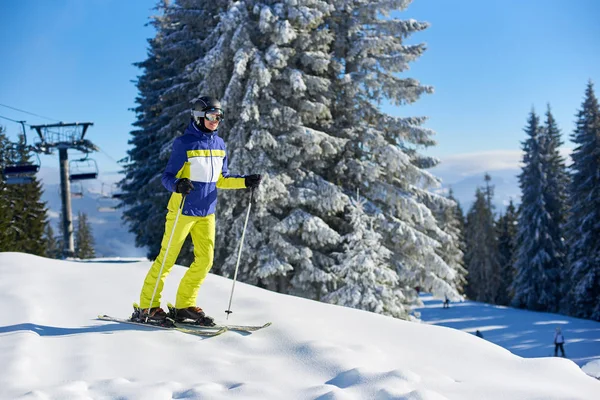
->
[554,327,566,357]
[137,96,262,325]
[443,295,450,309]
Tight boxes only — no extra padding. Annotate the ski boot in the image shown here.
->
[131,303,175,327]
[167,303,215,327]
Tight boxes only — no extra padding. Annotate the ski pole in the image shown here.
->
[225,188,254,319]
[146,194,186,323]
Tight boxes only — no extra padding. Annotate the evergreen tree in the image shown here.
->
[212,0,460,311]
[512,110,562,312]
[496,200,518,305]
[464,177,502,303]
[0,126,13,251]
[0,131,47,255]
[437,188,467,294]
[323,198,404,317]
[126,1,463,317]
[44,223,61,259]
[565,81,600,320]
[75,212,95,259]
[541,105,569,303]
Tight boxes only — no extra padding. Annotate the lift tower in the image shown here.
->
[30,122,97,257]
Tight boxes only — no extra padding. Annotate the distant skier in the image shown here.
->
[443,295,450,309]
[475,330,484,338]
[137,96,262,325]
[554,327,566,357]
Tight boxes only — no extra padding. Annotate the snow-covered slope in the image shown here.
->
[0,252,598,399]
[416,295,600,368]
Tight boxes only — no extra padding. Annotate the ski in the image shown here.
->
[177,320,272,332]
[97,315,227,337]
[166,302,271,332]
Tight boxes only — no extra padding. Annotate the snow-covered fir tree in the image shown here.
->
[512,110,562,312]
[464,177,502,303]
[126,0,463,317]
[323,196,405,317]
[435,188,467,294]
[496,200,518,305]
[212,0,461,313]
[541,105,569,299]
[564,81,600,321]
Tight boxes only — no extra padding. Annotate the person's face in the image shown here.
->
[204,118,219,131]
[204,108,223,131]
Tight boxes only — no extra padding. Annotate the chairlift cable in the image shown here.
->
[0,103,60,122]
[0,114,29,125]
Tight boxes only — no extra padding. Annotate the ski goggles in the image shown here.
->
[193,108,224,122]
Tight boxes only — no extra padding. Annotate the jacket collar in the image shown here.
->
[186,120,218,139]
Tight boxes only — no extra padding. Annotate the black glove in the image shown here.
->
[176,178,194,195]
[244,174,262,189]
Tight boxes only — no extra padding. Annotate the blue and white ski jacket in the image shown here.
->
[162,121,246,217]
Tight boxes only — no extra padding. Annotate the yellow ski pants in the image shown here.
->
[139,211,215,309]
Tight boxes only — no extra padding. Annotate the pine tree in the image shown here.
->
[496,200,518,305]
[437,188,467,294]
[127,1,464,317]
[464,177,502,303]
[0,131,47,255]
[565,81,600,320]
[74,212,95,259]
[44,223,61,259]
[211,0,461,310]
[323,198,404,317]
[0,126,14,251]
[541,105,569,304]
[11,134,47,255]
[512,110,562,312]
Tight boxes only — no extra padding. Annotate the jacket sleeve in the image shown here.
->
[216,150,246,190]
[161,138,187,192]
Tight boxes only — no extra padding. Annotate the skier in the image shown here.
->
[137,96,262,325]
[554,327,566,357]
[443,295,450,309]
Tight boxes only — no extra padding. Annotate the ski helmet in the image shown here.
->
[191,96,224,128]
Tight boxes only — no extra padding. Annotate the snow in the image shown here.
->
[0,252,598,399]
[416,296,600,368]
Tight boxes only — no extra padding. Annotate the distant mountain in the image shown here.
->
[429,150,524,213]
[437,168,521,213]
[41,183,147,258]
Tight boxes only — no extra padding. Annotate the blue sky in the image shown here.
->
[1,0,599,185]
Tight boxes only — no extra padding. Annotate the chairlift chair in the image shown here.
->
[69,158,98,181]
[97,183,121,212]
[4,176,36,185]
[71,182,84,198]
[1,146,42,185]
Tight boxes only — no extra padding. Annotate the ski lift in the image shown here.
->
[97,182,122,212]
[4,176,36,185]
[71,182,84,198]
[1,143,41,185]
[69,157,98,181]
